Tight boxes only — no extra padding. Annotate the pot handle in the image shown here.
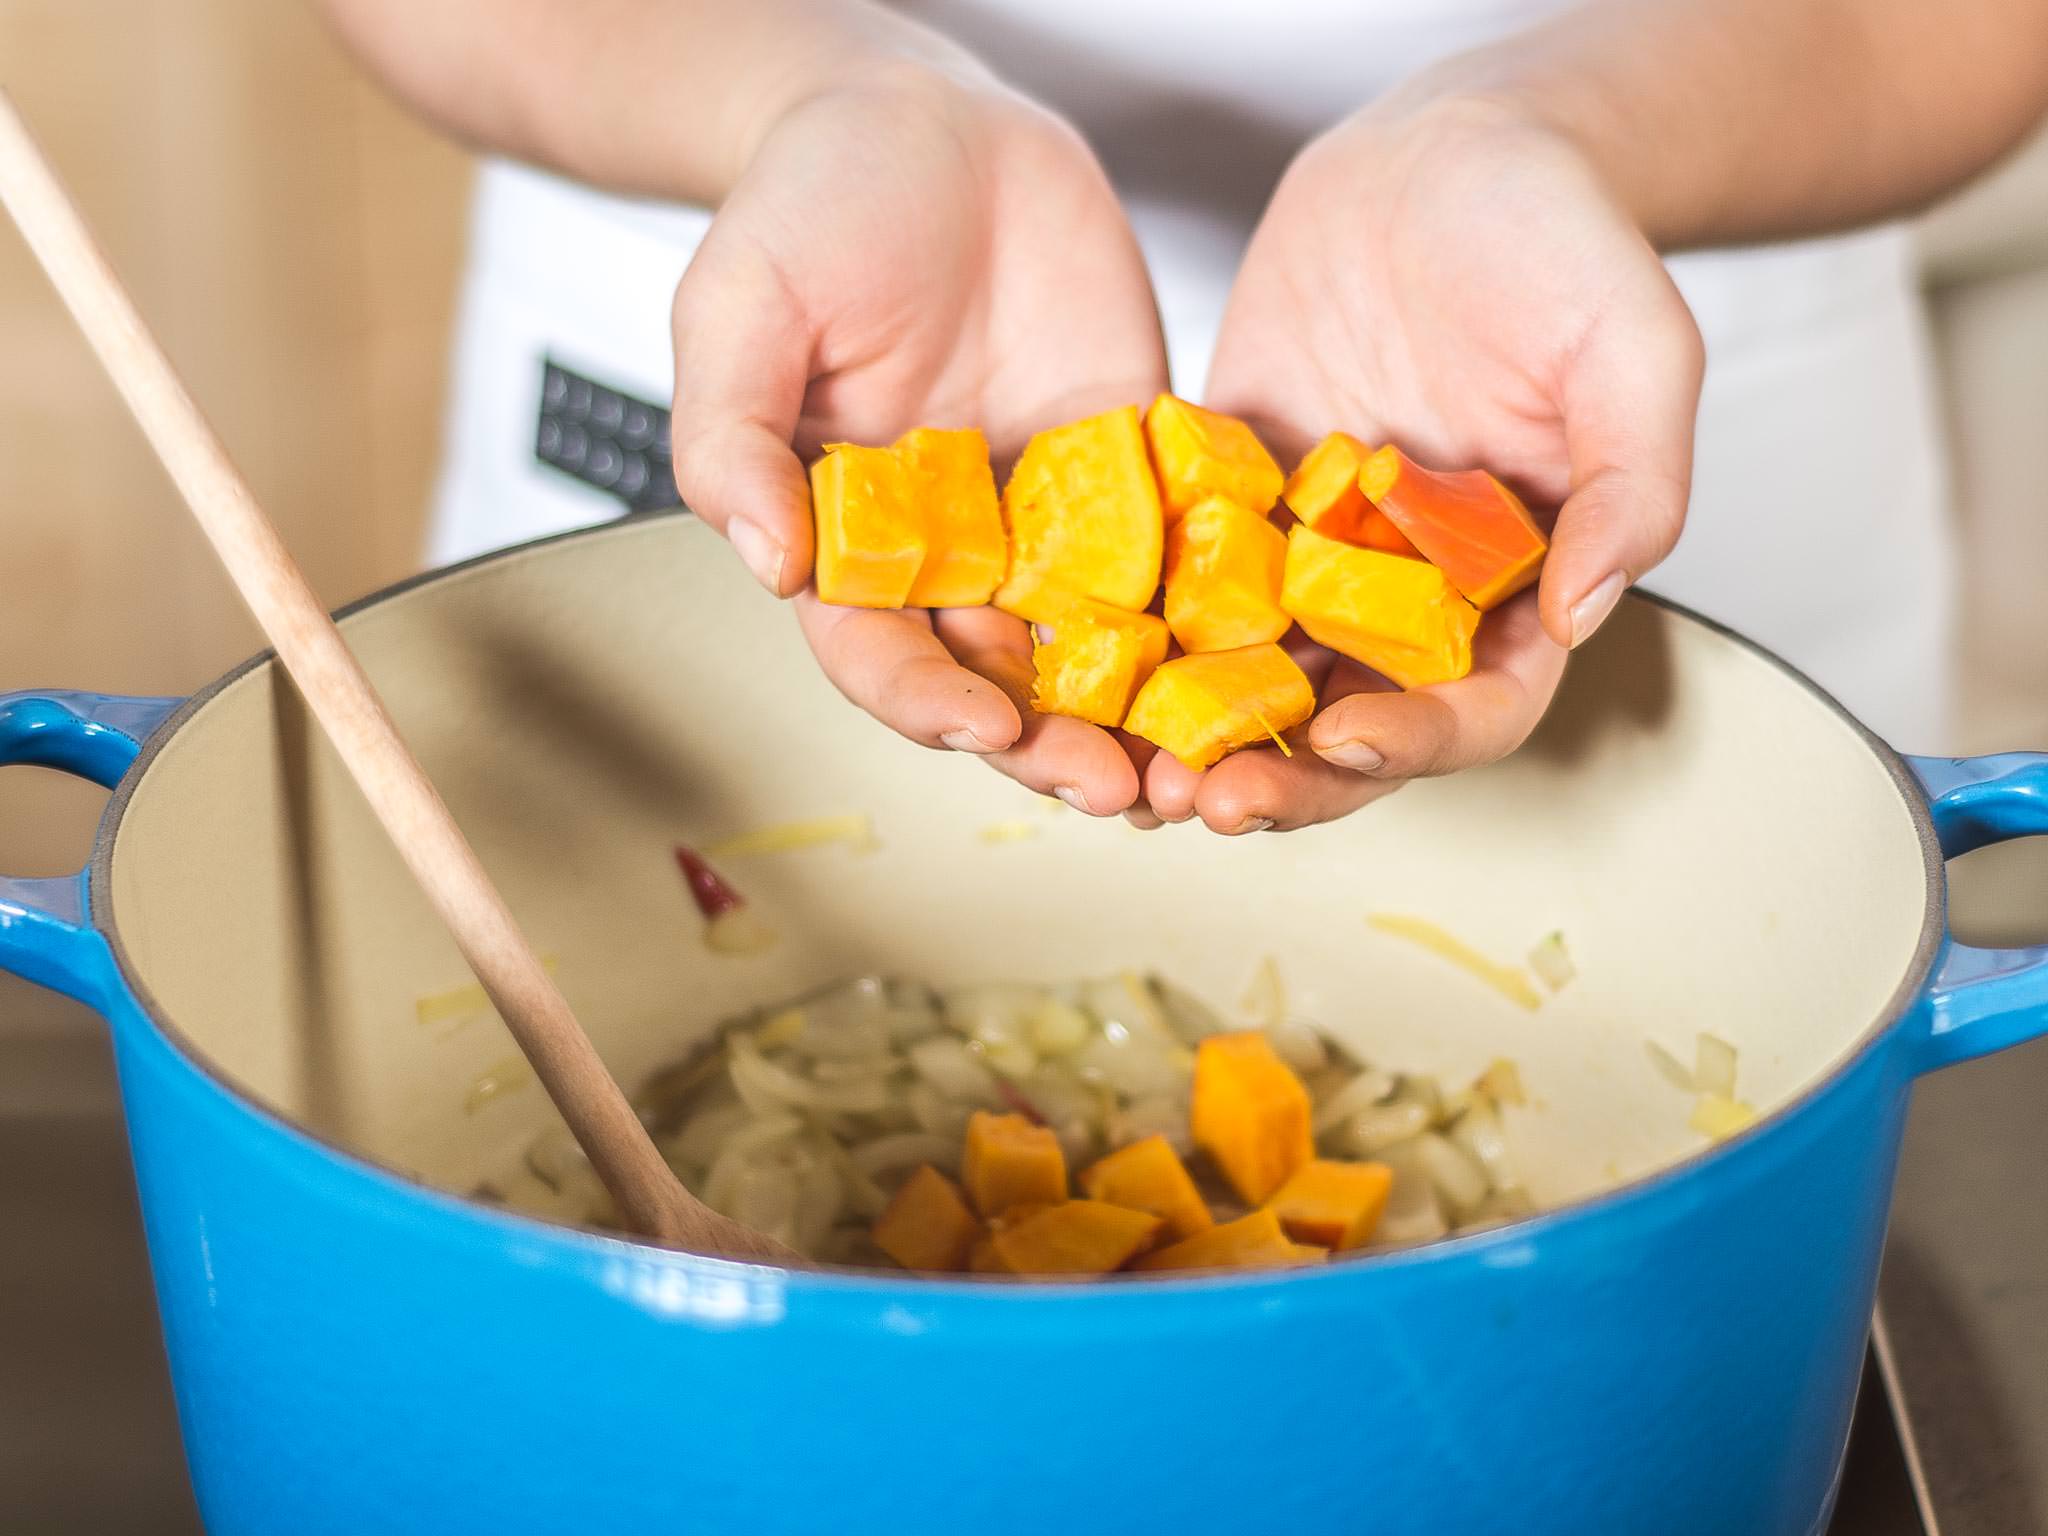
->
[0,691,181,1006]
[1908,752,2048,1072]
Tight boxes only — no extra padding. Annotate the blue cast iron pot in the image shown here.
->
[3,514,2044,1535]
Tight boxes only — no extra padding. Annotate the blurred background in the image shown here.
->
[2,0,2046,1530]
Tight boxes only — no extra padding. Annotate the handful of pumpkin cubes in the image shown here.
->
[810,398,1549,770]
[871,1030,1394,1276]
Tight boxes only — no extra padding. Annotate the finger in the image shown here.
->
[1191,743,1406,833]
[669,232,815,596]
[1308,596,1566,779]
[796,596,1022,752]
[1540,277,1705,649]
[935,607,1142,815]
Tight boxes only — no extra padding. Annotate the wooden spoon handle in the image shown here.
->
[0,89,789,1263]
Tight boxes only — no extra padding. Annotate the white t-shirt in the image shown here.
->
[429,0,1955,749]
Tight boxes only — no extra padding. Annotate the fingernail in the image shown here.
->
[728,518,786,594]
[1320,741,1385,774]
[1124,807,1163,831]
[1231,816,1275,835]
[1570,571,1626,648]
[941,728,997,754]
[1054,785,1095,815]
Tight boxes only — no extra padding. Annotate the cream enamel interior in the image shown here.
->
[105,515,1936,1217]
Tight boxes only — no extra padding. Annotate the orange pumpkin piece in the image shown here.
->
[1030,599,1172,727]
[1281,432,1419,557]
[1078,1134,1214,1244]
[994,406,1163,615]
[1131,1208,1328,1273]
[1162,497,1290,654]
[810,444,925,608]
[898,427,1006,608]
[1143,393,1284,523]
[1122,644,1315,771]
[1190,1031,1315,1204]
[962,1110,1069,1218]
[984,1200,1164,1276]
[1263,1158,1395,1251]
[871,1164,983,1272]
[1280,524,1479,689]
[1360,445,1548,610]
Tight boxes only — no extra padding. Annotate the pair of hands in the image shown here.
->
[668,58,1703,833]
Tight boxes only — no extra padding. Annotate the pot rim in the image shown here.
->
[85,510,1949,1294]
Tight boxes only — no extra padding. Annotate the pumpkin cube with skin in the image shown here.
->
[1143,393,1284,523]
[983,1200,1164,1276]
[1281,524,1479,689]
[1163,496,1290,654]
[899,427,1005,607]
[1263,1158,1395,1252]
[1079,1134,1213,1244]
[871,1164,983,1272]
[1131,1208,1327,1273]
[1030,599,1171,727]
[810,444,924,608]
[1122,644,1315,771]
[1361,445,1548,610]
[994,406,1163,615]
[1190,1030,1315,1204]
[1282,432,1420,557]
[962,1110,1069,1218]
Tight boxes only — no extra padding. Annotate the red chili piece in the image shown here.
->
[674,844,745,919]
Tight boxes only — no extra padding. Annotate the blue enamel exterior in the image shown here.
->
[3,692,2046,1534]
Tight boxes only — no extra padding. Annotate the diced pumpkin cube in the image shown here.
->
[1143,394,1284,523]
[898,427,1005,607]
[1079,1133,1213,1243]
[1280,524,1479,689]
[1030,599,1171,727]
[994,406,1162,614]
[1281,432,1419,557]
[984,1200,1164,1276]
[1122,644,1315,771]
[1191,1031,1314,1204]
[1163,497,1290,654]
[871,1164,982,1272]
[962,1110,1069,1218]
[1360,445,1548,610]
[1263,1158,1394,1251]
[811,444,924,608]
[1131,1208,1327,1273]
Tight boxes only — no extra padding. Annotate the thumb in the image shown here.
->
[1538,289,1704,650]
[669,234,815,597]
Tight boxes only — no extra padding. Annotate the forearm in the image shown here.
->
[312,0,978,204]
[1414,0,2048,249]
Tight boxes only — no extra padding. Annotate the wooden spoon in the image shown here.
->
[0,88,793,1265]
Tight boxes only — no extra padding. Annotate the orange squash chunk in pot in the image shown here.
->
[1162,496,1290,654]
[1142,393,1284,523]
[810,443,925,608]
[983,1200,1164,1276]
[1122,644,1315,771]
[898,427,1006,607]
[1131,1208,1327,1273]
[994,406,1163,614]
[1280,524,1479,689]
[1360,444,1548,610]
[871,1164,983,1272]
[1029,598,1171,727]
[1079,1134,1213,1244]
[962,1110,1069,1218]
[1190,1031,1315,1203]
[1263,1158,1395,1251]
[1281,431,1420,557]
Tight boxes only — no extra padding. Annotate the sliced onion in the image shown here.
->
[1311,1069,1397,1135]
[666,1099,753,1170]
[905,1079,973,1139]
[1110,1095,1194,1156]
[1528,931,1575,991]
[908,1035,999,1101]
[730,1035,893,1114]
[1694,1032,1739,1099]
[1691,1093,1757,1141]
[1264,1017,1329,1076]
[850,1132,959,1178]
[705,905,778,956]
[1645,1038,1695,1092]
[1026,999,1093,1057]
[1153,978,1230,1044]
[1390,1075,1445,1123]
[1449,1097,1518,1194]
[1471,1058,1527,1109]
[1238,956,1286,1030]
[1325,1099,1432,1157]
[1374,1166,1449,1245]
[1408,1131,1490,1220]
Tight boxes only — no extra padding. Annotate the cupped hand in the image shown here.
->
[669,58,1167,817]
[1163,94,1703,833]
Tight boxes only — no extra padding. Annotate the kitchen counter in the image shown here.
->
[3,973,2045,1534]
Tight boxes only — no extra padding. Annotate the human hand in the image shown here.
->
[669,56,1168,816]
[1155,94,1702,834]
